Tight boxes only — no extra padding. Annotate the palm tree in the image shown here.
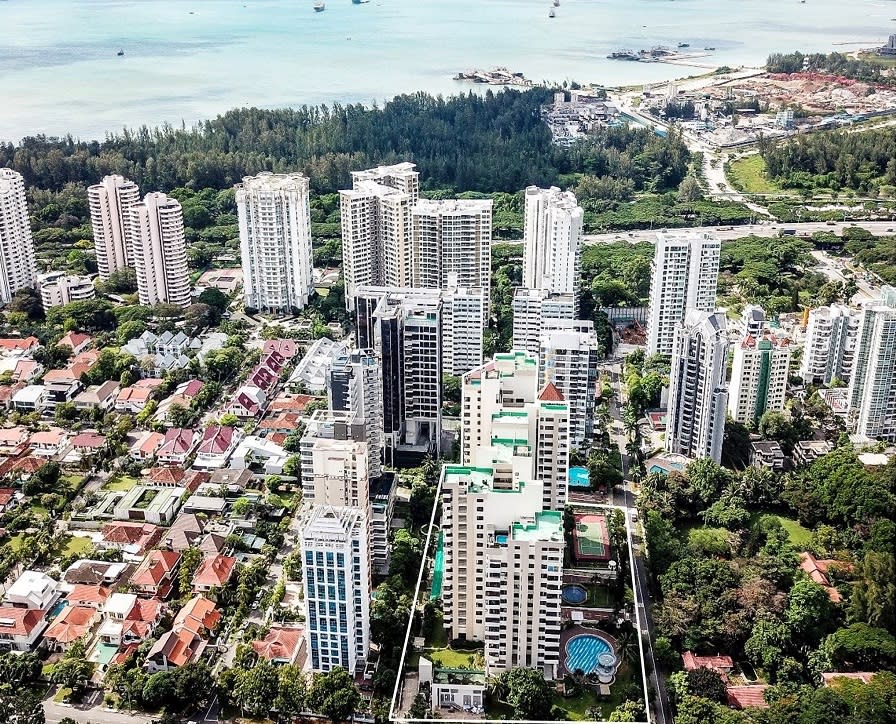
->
[615,627,640,666]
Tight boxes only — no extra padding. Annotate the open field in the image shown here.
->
[102,475,140,492]
[726,155,783,194]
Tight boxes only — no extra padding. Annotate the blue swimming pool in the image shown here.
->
[565,634,614,675]
[496,534,508,545]
[48,599,67,619]
[569,467,589,488]
[562,584,587,605]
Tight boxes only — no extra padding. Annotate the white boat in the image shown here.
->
[314,1,325,10]
[553,0,559,6]
[549,7,555,17]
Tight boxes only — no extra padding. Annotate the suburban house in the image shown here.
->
[73,380,120,411]
[682,652,735,678]
[224,384,267,420]
[191,554,236,593]
[115,386,155,413]
[66,584,112,610]
[156,428,199,465]
[0,608,48,651]
[194,425,242,469]
[28,428,69,458]
[132,431,165,462]
[726,685,770,710]
[144,595,221,672]
[97,593,164,647]
[0,426,29,455]
[99,522,163,558]
[112,485,187,525]
[252,625,306,666]
[154,380,204,425]
[3,570,60,611]
[63,560,133,587]
[799,552,847,603]
[162,513,205,551]
[43,605,98,652]
[0,487,23,515]
[258,412,302,436]
[11,385,48,413]
[70,432,107,457]
[58,332,92,354]
[129,550,181,598]
[750,440,785,472]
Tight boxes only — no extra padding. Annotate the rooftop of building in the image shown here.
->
[511,510,563,543]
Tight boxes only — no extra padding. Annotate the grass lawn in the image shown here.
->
[30,505,49,518]
[53,687,72,704]
[767,514,812,547]
[552,688,601,721]
[428,647,481,669]
[587,584,615,608]
[6,533,25,552]
[61,535,93,556]
[727,155,784,194]
[103,475,140,492]
[425,614,448,649]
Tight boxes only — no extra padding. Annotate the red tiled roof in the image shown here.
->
[67,584,111,607]
[138,432,165,456]
[158,428,196,456]
[131,551,181,587]
[44,605,95,644]
[726,685,770,709]
[252,625,304,663]
[0,488,15,506]
[259,412,301,430]
[101,522,161,546]
[0,606,44,636]
[682,652,734,673]
[135,378,164,389]
[71,432,106,449]
[29,428,66,446]
[147,466,186,486]
[174,595,221,634]
[182,380,204,398]
[268,394,317,413]
[0,455,44,477]
[58,332,92,351]
[263,339,299,359]
[538,382,565,402]
[127,597,163,623]
[0,337,39,351]
[197,425,234,455]
[117,386,153,404]
[192,555,236,588]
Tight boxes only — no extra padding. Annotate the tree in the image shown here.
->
[849,551,896,632]
[232,497,252,517]
[51,641,94,695]
[0,652,41,684]
[142,671,177,709]
[608,699,646,721]
[686,666,727,703]
[678,175,703,203]
[822,623,896,670]
[273,664,306,721]
[173,662,215,709]
[178,546,202,597]
[7,288,44,320]
[307,667,361,722]
[235,659,280,717]
[786,578,836,644]
[390,528,423,580]
[499,668,554,720]
[0,685,45,724]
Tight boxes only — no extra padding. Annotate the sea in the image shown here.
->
[0,0,890,142]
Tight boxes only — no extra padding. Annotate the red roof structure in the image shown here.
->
[682,651,735,674]
[44,605,95,646]
[192,554,236,589]
[538,382,565,402]
[726,685,770,709]
[252,625,306,665]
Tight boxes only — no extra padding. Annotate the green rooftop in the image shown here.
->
[511,510,564,542]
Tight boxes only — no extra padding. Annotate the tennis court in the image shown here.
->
[573,513,611,561]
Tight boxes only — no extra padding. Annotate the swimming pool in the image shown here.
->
[562,584,587,605]
[565,633,615,675]
[496,534,508,545]
[569,467,589,488]
[48,600,67,619]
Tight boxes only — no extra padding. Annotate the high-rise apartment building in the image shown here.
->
[340,163,419,307]
[411,199,492,291]
[128,192,191,308]
[539,322,600,449]
[847,287,896,441]
[646,231,721,356]
[800,304,860,385]
[441,464,562,678]
[37,271,96,308]
[666,310,729,462]
[355,287,442,460]
[511,287,577,358]
[300,505,370,675]
[728,329,793,427]
[0,169,37,304]
[441,283,487,375]
[236,172,313,313]
[87,174,140,280]
[328,349,384,479]
[300,409,373,506]
[522,186,583,295]
[462,352,569,511]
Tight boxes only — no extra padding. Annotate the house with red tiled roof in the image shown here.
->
[43,604,98,652]
[28,428,68,458]
[538,382,565,401]
[0,487,22,515]
[145,595,220,672]
[224,385,267,420]
[258,412,302,435]
[726,685,770,709]
[71,432,106,455]
[267,393,317,414]
[146,466,186,487]
[0,383,27,410]
[799,552,846,604]
[263,339,299,360]
[115,386,155,413]
[252,625,306,666]
[194,425,241,470]
[57,332,92,355]
[66,584,111,609]
[0,337,40,354]
[156,428,198,465]
[130,550,181,598]
[99,522,162,557]
[682,652,735,677]
[0,427,28,455]
[192,554,236,593]
[0,454,45,482]
[0,607,47,650]
[131,431,165,462]
[3,359,43,383]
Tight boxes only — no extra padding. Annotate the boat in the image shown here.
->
[677,42,690,48]
[352,0,370,4]
[314,1,325,10]
[704,46,716,51]
[548,7,555,17]
[117,49,124,56]
[608,50,639,61]
[553,0,559,5]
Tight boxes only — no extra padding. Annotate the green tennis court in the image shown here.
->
[573,513,610,561]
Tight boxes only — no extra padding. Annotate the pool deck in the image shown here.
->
[559,625,619,678]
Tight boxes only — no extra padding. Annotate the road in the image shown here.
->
[44,700,152,724]
[811,249,881,302]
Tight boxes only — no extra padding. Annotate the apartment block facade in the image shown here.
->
[511,287,577,358]
[300,505,370,675]
[800,303,860,385]
[729,331,793,427]
[328,349,384,479]
[0,169,37,304]
[128,192,191,308]
[522,185,583,295]
[236,172,314,313]
[646,231,721,356]
[87,174,140,280]
[38,272,96,308]
[666,310,729,462]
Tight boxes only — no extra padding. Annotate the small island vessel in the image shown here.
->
[677,42,690,48]
[314,1,325,10]
[117,49,124,56]
[352,0,370,4]
[548,7,555,17]
[553,0,559,6]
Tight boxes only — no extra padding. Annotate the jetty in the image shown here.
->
[453,67,533,87]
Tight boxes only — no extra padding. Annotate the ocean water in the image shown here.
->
[0,0,889,141]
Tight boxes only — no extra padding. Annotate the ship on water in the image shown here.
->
[608,50,639,61]
[314,1,325,10]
